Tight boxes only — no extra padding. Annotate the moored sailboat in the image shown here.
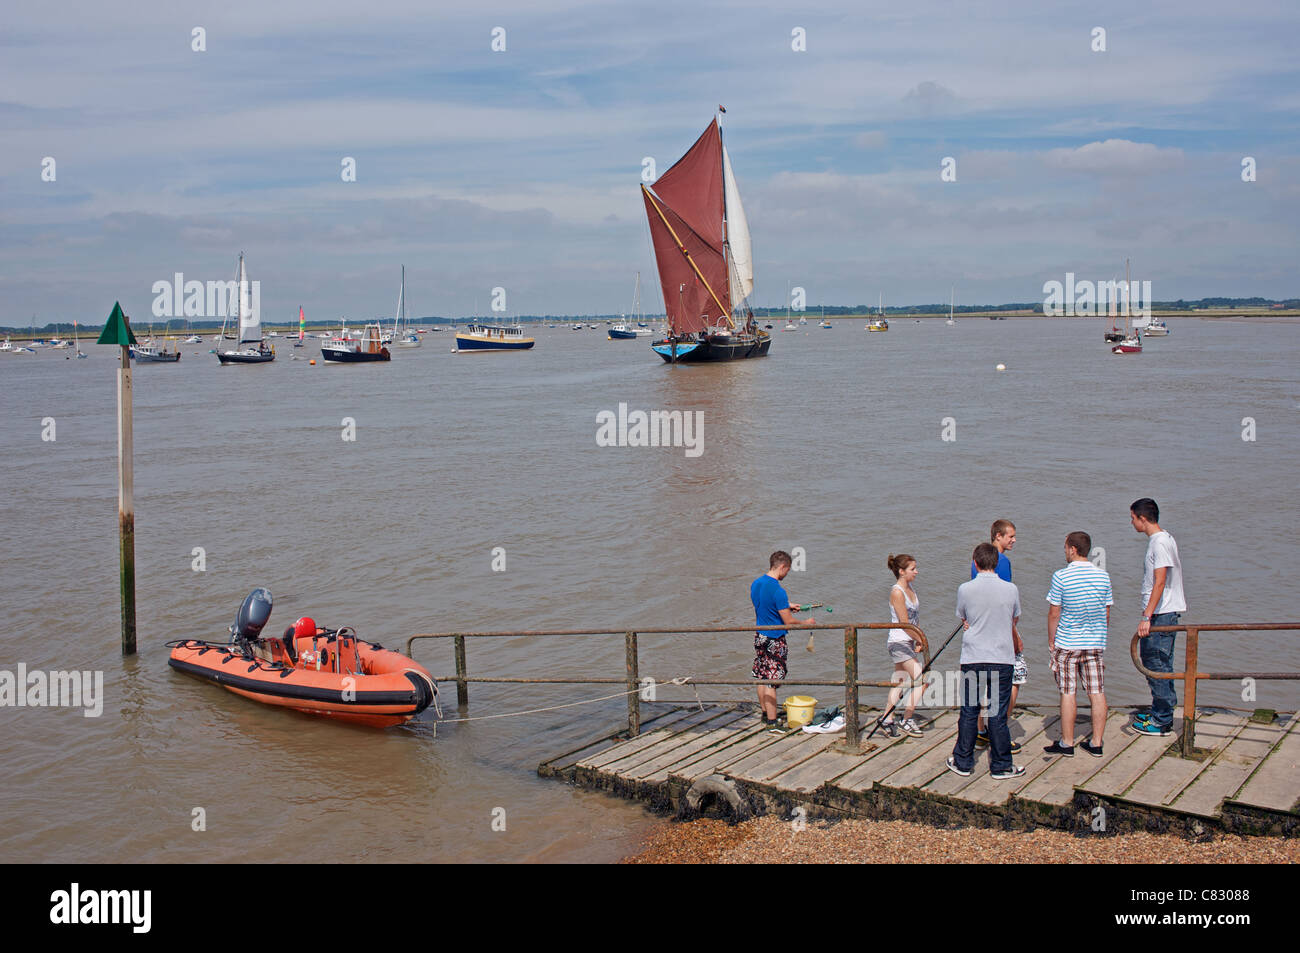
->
[217,253,275,364]
[643,113,769,363]
[392,266,421,348]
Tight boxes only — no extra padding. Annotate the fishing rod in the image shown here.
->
[864,620,965,741]
[793,604,833,651]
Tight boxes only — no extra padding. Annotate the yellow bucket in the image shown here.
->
[783,695,817,728]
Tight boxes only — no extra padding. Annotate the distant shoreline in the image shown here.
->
[4,312,1298,342]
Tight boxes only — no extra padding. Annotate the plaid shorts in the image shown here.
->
[1050,647,1104,695]
[752,634,788,681]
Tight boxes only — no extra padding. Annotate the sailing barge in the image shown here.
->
[642,115,770,363]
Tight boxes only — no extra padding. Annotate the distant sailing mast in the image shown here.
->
[643,109,770,363]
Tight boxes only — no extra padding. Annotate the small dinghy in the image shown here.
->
[168,588,437,728]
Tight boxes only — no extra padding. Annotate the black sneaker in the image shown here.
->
[1079,740,1104,757]
[877,718,901,739]
[975,731,990,748]
[1008,739,1022,754]
[945,756,971,777]
[990,764,1026,780]
[1043,740,1075,757]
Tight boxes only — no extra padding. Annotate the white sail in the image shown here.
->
[237,254,261,345]
[722,145,753,306]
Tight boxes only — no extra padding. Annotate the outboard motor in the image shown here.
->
[230,588,274,651]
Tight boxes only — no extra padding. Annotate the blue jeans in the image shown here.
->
[1141,612,1181,728]
[952,663,1013,773]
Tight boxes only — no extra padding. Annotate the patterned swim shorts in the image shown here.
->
[1050,647,1103,695]
[1012,652,1028,686]
[752,634,788,681]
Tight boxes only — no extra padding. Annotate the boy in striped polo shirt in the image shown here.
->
[1044,531,1113,757]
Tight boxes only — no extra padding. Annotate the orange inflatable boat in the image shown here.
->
[168,588,437,728]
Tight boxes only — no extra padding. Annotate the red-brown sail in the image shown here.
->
[649,118,726,251]
[643,187,729,335]
[643,119,732,335]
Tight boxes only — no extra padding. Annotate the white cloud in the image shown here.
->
[1042,139,1185,176]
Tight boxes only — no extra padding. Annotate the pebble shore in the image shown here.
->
[624,816,1300,864]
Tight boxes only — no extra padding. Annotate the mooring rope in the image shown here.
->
[432,676,696,724]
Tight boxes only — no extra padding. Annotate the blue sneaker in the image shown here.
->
[1133,720,1171,736]
[1131,712,1153,726]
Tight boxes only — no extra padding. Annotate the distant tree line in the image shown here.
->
[7,297,1299,334]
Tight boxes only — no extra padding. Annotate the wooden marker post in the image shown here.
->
[97,303,138,655]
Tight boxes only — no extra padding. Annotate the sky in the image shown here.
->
[3,0,1299,325]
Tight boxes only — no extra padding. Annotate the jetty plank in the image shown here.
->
[767,745,874,794]
[539,706,691,773]
[1173,718,1291,818]
[667,724,789,783]
[598,709,748,776]
[847,712,961,790]
[623,713,762,782]
[834,711,957,791]
[1116,711,1246,806]
[1229,714,1300,813]
[871,718,966,789]
[725,731,844,784]
[1076,714,1190,799]
[939,713,1059,804]
[576,706,722,770]
[1018,710,1143,806]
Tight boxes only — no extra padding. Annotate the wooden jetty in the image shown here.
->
[539,703,1299,837]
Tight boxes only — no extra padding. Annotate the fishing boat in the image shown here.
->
[0,338,12,353]
[610,273,655,339]
[322,322,391,362]
[644,113,770,363]
[167,588,436,728]
[389,266,421,348]
[131,341,181,363]
[216,254,275,364]
[455,322,535,352]
[1143,319,1170,337]
[868,295,888,331]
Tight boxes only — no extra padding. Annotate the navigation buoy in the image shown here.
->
[309,359,316,365]
[996,363,1006,371]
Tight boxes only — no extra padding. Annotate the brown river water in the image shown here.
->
[1,317,1297,862]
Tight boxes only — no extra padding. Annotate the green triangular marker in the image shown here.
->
[96,302,138,346]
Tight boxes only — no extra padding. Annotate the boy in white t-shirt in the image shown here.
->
[1129,498,1187,736]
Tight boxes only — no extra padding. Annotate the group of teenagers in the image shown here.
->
[749,499,1186,779]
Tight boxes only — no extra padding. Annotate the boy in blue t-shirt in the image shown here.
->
[750,551,815,729]
[972,520,1025,748]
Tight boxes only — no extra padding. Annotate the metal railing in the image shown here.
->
[406,623,931,746]
[1130,623,1300,757]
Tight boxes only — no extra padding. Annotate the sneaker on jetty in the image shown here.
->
[1133,720,1172,736]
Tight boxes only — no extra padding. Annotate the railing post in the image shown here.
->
[626,630,640,737]
[844,626,859,745]
[454,634,468,707]
[1182,626,1198,757]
